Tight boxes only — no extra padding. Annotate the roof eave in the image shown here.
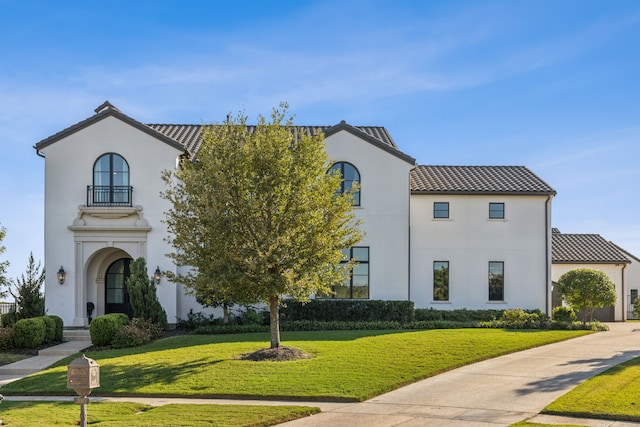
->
[324,121,416,165]
[552,260,631,264]
[411,190,557,196]
[34,105,185,152]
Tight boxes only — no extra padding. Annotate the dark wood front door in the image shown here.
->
[105,258,133,318]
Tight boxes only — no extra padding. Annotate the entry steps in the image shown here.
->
[63,328,91,342]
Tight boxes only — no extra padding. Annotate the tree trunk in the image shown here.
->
[269,295,280,348]
[223,302,229,325]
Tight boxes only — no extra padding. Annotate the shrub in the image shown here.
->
[1,310,17,328]
[90,313,129,347]
[176,311,217,330]
[415,308,503,322]
[0,327,13,350]
[40,316,56,343]
[13,317,45,348]
[552,306,577,322]
[238,307,266,326]
[499,309,549,329]
[46,315,64,341]
[112,318,163,348]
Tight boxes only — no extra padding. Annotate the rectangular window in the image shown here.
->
[319,247,369,299]
[489,203,505,219]
[433,261,449,301]
[434,202,449,219]
[489,261,504,301]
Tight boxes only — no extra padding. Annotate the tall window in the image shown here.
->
[434,202,449,219]
[93,153,130,205]
[320,247,369,299]
[329,162,360,206]
[489,261,504,301]
[433,261,449,301]
[489,203,505,219]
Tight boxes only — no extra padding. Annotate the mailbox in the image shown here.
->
[67,354,100,397]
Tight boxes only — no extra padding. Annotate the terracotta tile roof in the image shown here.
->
[410,166,556,195]
[552,233,630,264]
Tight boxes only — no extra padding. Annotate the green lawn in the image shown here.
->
[0,401,320,426]
[0,352,31,365]
[541,356,640,422]
[1,329,590,401]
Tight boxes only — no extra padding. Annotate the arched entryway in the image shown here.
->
[105,258,134,318]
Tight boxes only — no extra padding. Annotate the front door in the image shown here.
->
[105,258,133,318]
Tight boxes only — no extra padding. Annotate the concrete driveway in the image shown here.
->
[279,322,640,426]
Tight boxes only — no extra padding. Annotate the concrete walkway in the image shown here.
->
[2,324,640,426]
[278,322,640,426]
[0,340,91,386]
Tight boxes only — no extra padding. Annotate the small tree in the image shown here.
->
[556,268,617,323]
[126,257,168,330]
[0,224,9,298]
[9,253,45,319]
[162,104,363,349]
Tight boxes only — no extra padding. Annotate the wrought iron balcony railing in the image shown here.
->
[87,185,133,207]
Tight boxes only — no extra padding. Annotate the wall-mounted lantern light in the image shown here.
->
[57,266,66,285]
[154,266,162,284]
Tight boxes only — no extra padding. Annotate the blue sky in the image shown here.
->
[1,0,639,282]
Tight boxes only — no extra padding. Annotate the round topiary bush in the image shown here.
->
[40,316,56,343]
[13,317,46,348]
[46,315,64,342]
[89,313,129,347]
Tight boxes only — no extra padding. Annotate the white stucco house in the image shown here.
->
[35,102,560,327]
[409,166,556,312]
[551,229,639,321]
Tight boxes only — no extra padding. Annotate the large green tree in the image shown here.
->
[162,104,362,348]
[555,268,617,323]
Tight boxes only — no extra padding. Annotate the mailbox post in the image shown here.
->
[67,355,100,427]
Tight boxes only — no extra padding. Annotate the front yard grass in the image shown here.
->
[541,355,640,422]
[1,328,590,402]
[0,401,319,426]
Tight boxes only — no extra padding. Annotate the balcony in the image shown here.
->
[87,185,133,207]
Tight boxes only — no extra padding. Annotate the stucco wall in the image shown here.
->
[39,116,182,326]
[410,194,551,310]
[324,130,413,301]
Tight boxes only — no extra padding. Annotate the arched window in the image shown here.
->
[92,153,131,206]
[329,162,360,206]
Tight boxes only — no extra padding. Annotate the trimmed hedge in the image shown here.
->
[281,300,415,323]
[41,316,56,343]
[13,317,46,348]
[415,308,504,322]
[46,315,64,342]
[90,313,129,347]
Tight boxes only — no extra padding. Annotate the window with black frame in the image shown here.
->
[433,261,449,301]
[328,162,360,206]
[92,153,131,206]
[318,247,369,299]
[489,261,504,301]
[433,202,449,219]
[489,203,505,219]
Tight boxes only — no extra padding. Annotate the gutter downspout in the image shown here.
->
[408,176,412,302]
[622,262,628,321]
[545,195,552,316]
